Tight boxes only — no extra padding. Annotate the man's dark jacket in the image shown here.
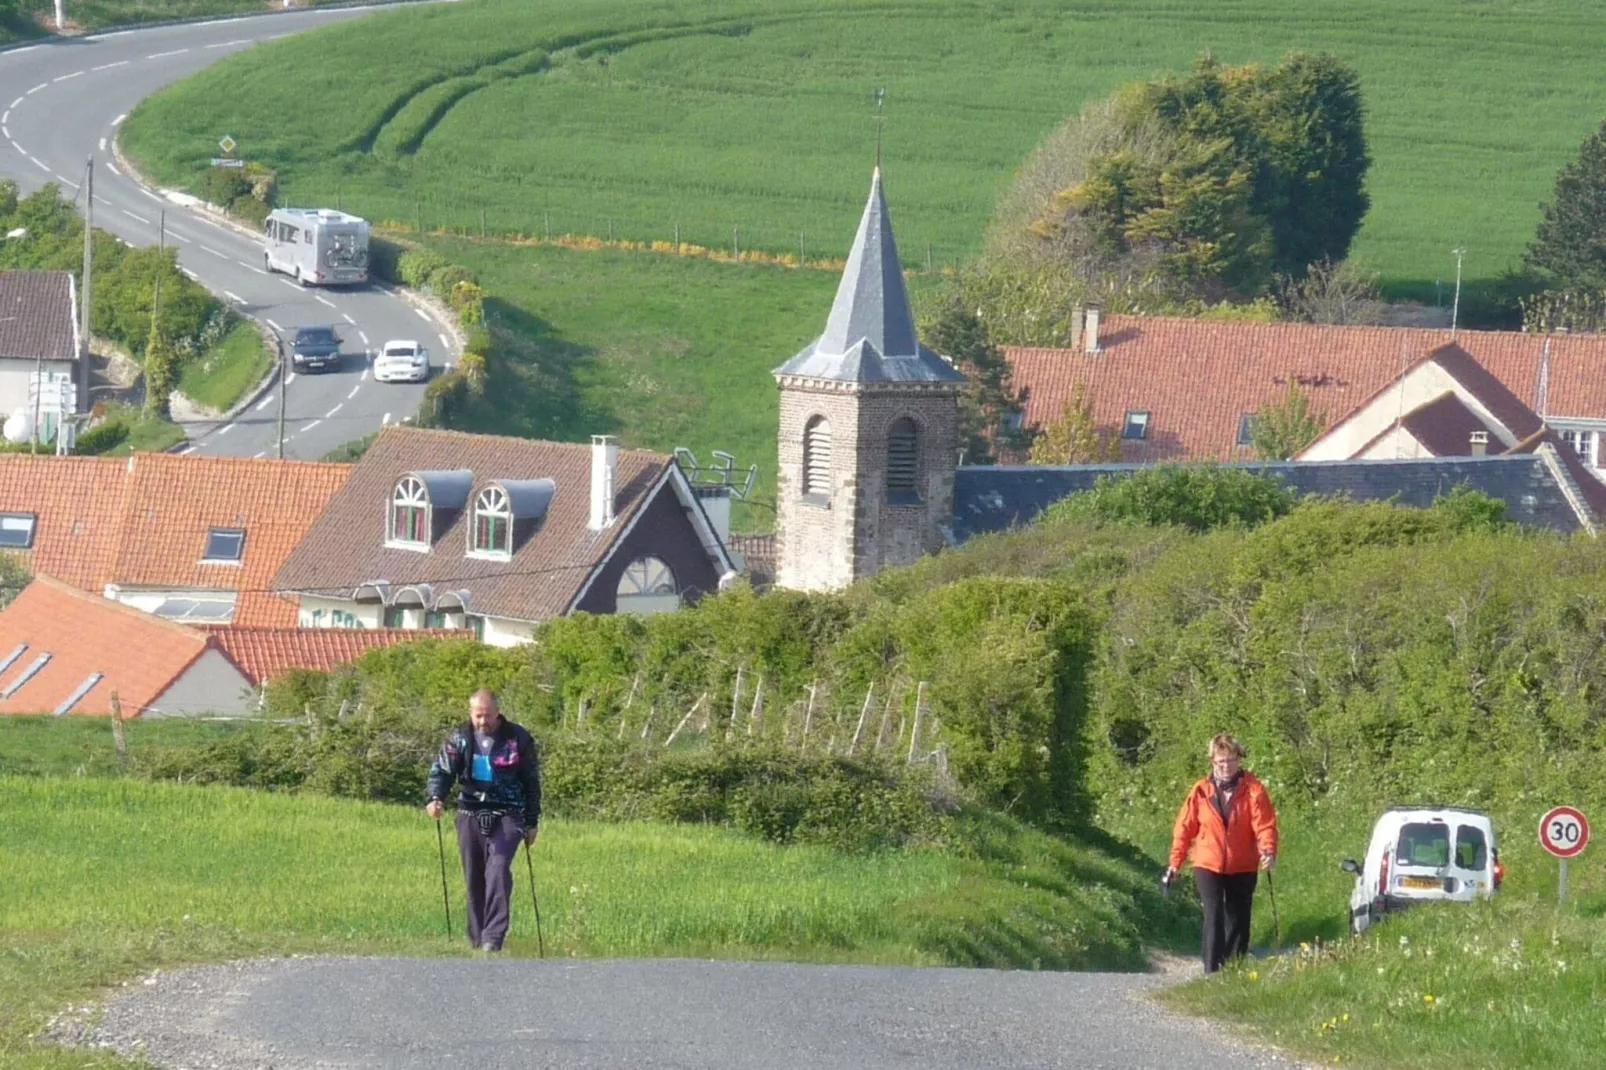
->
[426,719,543,820]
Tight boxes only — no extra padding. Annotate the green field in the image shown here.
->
[123,0,1606,300]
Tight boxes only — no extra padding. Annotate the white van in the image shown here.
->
[1342,806,1502,934]
[264,207,369,286]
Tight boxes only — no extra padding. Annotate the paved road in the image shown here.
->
[0,6,447,459]
[70,956,1301,1070]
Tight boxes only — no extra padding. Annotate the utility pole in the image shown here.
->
[54,0,65,31]
[79,157,93,416]
[276,338,287,459]
[1450,247,1465,339]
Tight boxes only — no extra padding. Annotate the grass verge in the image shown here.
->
[177,320,274,413]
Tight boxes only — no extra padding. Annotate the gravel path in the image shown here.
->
[55,956,1304,1070]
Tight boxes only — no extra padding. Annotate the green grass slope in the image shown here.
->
[123,0,1606,298]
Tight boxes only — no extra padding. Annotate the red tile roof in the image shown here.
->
[1007,316,1606,462]
[0,575,234,717]
[0,453,352,626]
[211,627,472,685]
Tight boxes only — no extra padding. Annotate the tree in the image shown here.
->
[1251,380,1327,460]
[143,299,175,420]
[1526,117,1606,290]
[0,551,29,612]
[1275,259,1386,324]
[1029,385,1120,464]
[923,295,1030,464]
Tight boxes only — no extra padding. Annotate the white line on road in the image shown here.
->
[224,291,244,304]
[98,138,106,152]
[360,367,370,382]
[236,260,254,270]
[28,157,49,174]
[146,49,189,59]
[1,126,8,139]
[200,245,229,259]
[415,309,430,322]
[279,279,301,292]
[325,403,343,417]
[181,269,198,279]
[26,84,46,96]
[8,141,21,155]
[53,72,84,83]
[139,188,160,202]
[7,98,20,110]
[438,333,450,351]
[341,313,355,324]
[301,419,322,432]
[171,233,190,244]
[112,113,127,125]
[92,61,131,72]
[121,209,150,225]
[106,162,119,176]
[217,424,234,436]
[265,319,282,331]
[358,331,369,345]
[285,373,296,385]
[314,295,336,308]
[8,46,34,54]
[205,39,253,48]
[347,384,361,399]
[255,395,274,412]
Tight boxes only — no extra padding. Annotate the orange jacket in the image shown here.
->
[1168,771,1278,875]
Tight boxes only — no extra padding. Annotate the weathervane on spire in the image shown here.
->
[873,87,886,169]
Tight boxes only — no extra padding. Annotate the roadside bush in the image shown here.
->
[1046,465,1298,532]
[229,194,271,229]
[398,247,449,289]
[428,263,476,296]
[72,418,129,455]
[194,166,251,209]
[368,235,406,283]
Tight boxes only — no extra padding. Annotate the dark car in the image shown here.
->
[291,326,342,372]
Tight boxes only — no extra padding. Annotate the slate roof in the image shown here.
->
[0,270,77,361]
[0,454,351,625]
[272,426,673,622]
[210,626,472,686]
[0,575,235,717]
[775,169,964,385]
[1007,316,1606,462]
[950,456,1599,542]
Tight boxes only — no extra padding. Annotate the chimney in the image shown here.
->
[1469,430,1489,457]
[1070,307,1085,353]
[1084,307,1101,354]
[589,435,618,530]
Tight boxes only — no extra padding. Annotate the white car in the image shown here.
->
[374,340,431,383]
[1342,806,1502,935]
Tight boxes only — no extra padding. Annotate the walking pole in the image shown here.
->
[1264,869,1283,953]
[523,841,545,957]
[435,817,454,941]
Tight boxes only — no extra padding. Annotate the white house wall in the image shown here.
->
[144,648,255,717]
[0,360,74,424]
[1300,364,1510,461]
[298,595,380,629]
[1353,425,1426,461]
[482,616,535,647]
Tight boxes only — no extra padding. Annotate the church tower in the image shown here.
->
[773,169,965,591]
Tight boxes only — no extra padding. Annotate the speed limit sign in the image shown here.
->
[1539,806,1590,859]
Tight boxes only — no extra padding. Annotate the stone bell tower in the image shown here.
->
[772,168,965,591]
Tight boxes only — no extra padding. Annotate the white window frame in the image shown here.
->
[468,486,513,559]
[201,527,246,564]
[388,476,431,550]
[1122,411,1151,441]
[1561,428,1598,468]
[618,556,677,597]
[0,512,36,550]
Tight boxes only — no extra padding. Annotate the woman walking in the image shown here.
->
[1165,733,1278,973]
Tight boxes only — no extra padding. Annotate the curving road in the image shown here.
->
[0,6,450,459]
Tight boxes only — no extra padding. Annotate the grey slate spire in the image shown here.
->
[775,168,964,384]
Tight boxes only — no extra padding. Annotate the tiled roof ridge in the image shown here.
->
[380,424,669,463]
[126,451,356,473]
[1001,315,1559,351]
[28,573,209,641]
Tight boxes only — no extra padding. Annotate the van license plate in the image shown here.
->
[1401,876,1441,890]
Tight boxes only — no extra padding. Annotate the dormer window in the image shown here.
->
[470,486,512,558]
[202,528,246,563]
[390,476,430,549]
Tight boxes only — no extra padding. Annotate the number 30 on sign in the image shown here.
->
[1539,806,1590,859]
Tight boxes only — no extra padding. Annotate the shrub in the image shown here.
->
[368,235,407,283]
[429,264,477,296]
[194,166,252,209]
[229,194,271,229]
[1046,465,1299,532]
[73,418,129,455]
[398,247,449,289]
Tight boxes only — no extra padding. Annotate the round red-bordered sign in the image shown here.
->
[1539,806,1590,859]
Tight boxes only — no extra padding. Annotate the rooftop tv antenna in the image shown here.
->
[873,88,886,169]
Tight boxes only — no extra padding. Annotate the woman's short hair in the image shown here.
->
[1207,733,1246,760]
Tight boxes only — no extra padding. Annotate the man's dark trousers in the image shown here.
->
[455,811,524,950]
[1195,868,1258,973]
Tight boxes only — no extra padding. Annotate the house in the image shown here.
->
[0,453,353,625]
[0,270,79,441]
[1005,314,1606,479]
[271,426,736,646]
[0,575,254,717]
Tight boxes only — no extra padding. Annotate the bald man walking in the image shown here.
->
[426,690,543,952]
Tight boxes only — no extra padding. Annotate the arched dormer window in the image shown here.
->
[887,417,920,503]
[469,486,513,558]
[803,415,831,501]
[617,555,679,615]
[390,476,430,548]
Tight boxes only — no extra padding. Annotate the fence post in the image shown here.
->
[480,208,487,238]
[674,222,680,252]
[907,681,928,763]
[799,682,817,750]
[733,225,740,260]
[665,693,707,747]
[799,230,805,265]
[847,684,874,756]
[747,676,765,737]
[639,704,656,742]
[109,691,128,771]
[544,211,551,241]
[726,666,745,741]
[875,683,898,751]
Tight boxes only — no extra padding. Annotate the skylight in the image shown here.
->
[55,672,103,716]
[0,512,36,549]
[203,528,246,563]
[1,652,51,698]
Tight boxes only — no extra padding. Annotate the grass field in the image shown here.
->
[176,319,274,412]
[122,0,1606,303]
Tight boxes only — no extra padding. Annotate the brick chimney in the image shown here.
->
[1084,307,1101,354]
[1469,430,1489,456]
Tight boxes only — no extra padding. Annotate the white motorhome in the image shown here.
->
[263,208,370,286]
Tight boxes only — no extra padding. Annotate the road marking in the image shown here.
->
[236,260,254,270]
[415,308,430,322]
[28,157,49,174]
[382,413,391,425]
[314,295,336,308]
[200,245,229,259]
[205,39,253,49]
[112,113,127,125]
[1,112,7,125]
[224,290,244,304]
[121,209,150,225]
[325,403,343,417]
[140,188,160,202]
[170,233,191,244]
[1,126,8,139]
[9,46,34,55]
[26,84,46,96]
[255,396,274,412]
[181,269,198,279]
[54,72,84,83]
[285,373,296,385]
[106,162,120,176]
[7,98,19,110]
[147,49,189,59]
[438,332,450,351]
[217,423,234,436]
[347,384,361,399]
[279,279,301,292]
[341,313,355,324]
[98,138,106,152]
[265,318,282,331]
[358,330,369,345]
[301,419,322,432]
[92,61,130,72]
[360,367,370,382]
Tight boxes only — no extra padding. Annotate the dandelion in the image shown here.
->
[1423,994,1436,1004]
[1248,970,1260,981]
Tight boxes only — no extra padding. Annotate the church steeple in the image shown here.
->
[774,169,963,384]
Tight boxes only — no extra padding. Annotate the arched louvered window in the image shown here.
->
[803,415,831,499]
[617,556,680,616]
[390,476,430,547]
[887,417,920,501]
[470,486,512,557]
